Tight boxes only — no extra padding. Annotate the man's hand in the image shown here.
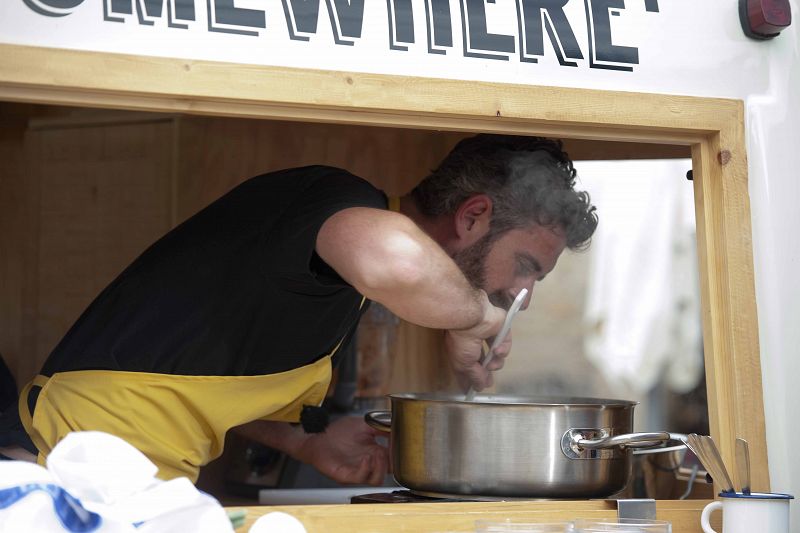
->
[316,208,517,391]
[445,290,509,391]
[294,417,389,486]
[232,418,389,485]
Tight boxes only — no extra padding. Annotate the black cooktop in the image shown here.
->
[351,490,476,503]
[350,490,558,504]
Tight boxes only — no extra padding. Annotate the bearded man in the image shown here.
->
[4,134,597,485]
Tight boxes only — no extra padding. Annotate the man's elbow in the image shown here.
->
[359,231,428,295]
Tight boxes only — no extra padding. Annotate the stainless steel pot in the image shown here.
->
[365,392,676,498]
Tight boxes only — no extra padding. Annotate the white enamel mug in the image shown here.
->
[701,492,794,533]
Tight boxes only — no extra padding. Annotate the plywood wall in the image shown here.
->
[0,108,461,393]
[0,113,175,388]
[173,116,465,221]
[0,106,690,394]
[0,108,32,394]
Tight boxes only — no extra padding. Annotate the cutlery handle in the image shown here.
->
[736,437,751,495]
[703,435,735,493]
[480,288,528,370]
[464,288,528,401]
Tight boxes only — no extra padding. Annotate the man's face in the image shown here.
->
[453,224,567,310]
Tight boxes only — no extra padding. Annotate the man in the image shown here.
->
[4,134,597,485]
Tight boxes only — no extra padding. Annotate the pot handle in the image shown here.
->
[561,428,670,459]
[571,430,672,450]
[632,432,688,455]
[364,411,392,433]
[562,429,686,459]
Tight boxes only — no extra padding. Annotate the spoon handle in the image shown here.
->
[480,288,528,370]
[736,437,751,495]
[464,288,528,401]
[703,435,736,493]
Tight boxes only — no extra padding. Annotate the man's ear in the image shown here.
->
[454,194,493,246]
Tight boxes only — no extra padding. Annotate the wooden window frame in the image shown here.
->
[0,43,767,529]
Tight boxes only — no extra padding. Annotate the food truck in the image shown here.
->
[0,0,797,531]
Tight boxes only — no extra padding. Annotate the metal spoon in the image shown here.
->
[685,434,735,494]
[736,437,751,495]
[702,435,736,493]
[684,434,705,464]
[464,288,528,401]
[685,434,713,480]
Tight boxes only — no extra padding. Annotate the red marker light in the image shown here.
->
[740,0,792,39]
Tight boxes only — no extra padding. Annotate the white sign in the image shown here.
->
[2,0,776,98]
[0,1,676,82]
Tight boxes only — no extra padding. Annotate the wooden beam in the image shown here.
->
[692,106,767,493]
[0,44,734,142]
[228,500,721,532]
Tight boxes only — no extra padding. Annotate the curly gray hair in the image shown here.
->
[411,134,598,251]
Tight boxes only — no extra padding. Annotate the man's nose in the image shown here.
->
[512,282,534,311]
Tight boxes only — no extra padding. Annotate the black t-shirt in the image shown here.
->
[40,166,388,378]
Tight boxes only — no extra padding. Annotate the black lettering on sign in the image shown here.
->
[325,0,365,46]
[282,0,319,41]
[585,0,638,71]
[516,0,583,65]
[207,0,266,37]
[23,0,84,17]
[104,0,195,26]
[460,0,515,61]
[424,0,453,54]
[104,0,130,22]
[282,0,366,45]
[136,0,196,28]
[20,0,662,72]
[387,0,414,51]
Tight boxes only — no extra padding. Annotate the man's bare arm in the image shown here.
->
[232,419,389,486]
[233,419,308,453]
[317,207,507,389]
[315,207,502,336]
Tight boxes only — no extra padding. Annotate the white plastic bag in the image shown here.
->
[0,432,233,533]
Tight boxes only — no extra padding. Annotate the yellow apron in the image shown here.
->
[18,355,332,482]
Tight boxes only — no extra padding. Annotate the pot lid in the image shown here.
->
[389,392,638,407]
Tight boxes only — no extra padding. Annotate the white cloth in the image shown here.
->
[580,159,703,394]
[0,431,234,533]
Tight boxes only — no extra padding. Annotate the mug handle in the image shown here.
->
[701,500,722,533]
